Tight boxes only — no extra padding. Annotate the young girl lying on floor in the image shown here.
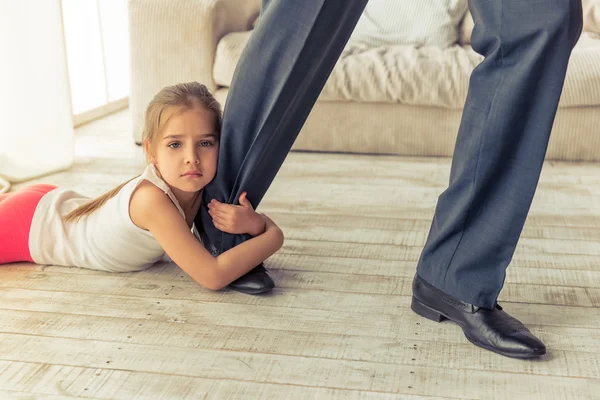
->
[0,82,284,290]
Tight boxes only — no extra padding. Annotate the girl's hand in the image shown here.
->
[207,191,266,236]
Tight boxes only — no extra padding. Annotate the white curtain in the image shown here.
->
[0,0,74,190]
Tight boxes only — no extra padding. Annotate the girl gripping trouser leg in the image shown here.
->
[0,184,57,264]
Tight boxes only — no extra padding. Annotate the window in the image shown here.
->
[61,0,129,124]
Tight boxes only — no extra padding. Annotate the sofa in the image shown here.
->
[129,0,600,161]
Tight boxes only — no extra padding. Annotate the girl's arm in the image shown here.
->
[130,183,284,290]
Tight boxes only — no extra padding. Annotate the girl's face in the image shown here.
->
[148,106,219,195]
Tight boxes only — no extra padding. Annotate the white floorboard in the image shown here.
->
[2,109,599,399]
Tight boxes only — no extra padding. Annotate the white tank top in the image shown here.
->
[28,164,201,272]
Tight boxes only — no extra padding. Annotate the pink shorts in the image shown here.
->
[0,184,57,264]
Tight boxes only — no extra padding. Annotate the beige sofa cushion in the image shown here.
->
[461,0,600,45]
[213,31,249,88]
[585,0,600,34]
[322,44,482,109]
[345,0,468,52]
[459,10,474,46]
[214,31,600,109]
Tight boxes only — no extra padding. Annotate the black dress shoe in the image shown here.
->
[411,275,546,359]
[227,263,275,295]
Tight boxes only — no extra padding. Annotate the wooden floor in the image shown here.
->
[2,109,600,399]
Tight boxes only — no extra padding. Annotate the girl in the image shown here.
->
[0,82,284,290]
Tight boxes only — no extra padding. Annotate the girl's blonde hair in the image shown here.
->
[64,82,222,223]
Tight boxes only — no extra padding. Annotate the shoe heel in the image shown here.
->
[411,296,446,322]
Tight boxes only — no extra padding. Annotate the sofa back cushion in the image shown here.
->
[346,0,468,51]
[460,0,600,45]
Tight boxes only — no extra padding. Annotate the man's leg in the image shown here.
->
[414,0,582,357]
[196,0,369,293]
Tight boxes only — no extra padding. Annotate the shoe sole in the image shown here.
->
[228,284,275,295]
[411,296,546,359]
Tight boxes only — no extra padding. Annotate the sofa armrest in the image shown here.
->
[129,0,261,143]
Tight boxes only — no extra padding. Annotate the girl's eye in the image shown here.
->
[199,141,213,147]
[168,142,181,149]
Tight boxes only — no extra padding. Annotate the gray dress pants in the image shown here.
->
[197,0,583,308]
